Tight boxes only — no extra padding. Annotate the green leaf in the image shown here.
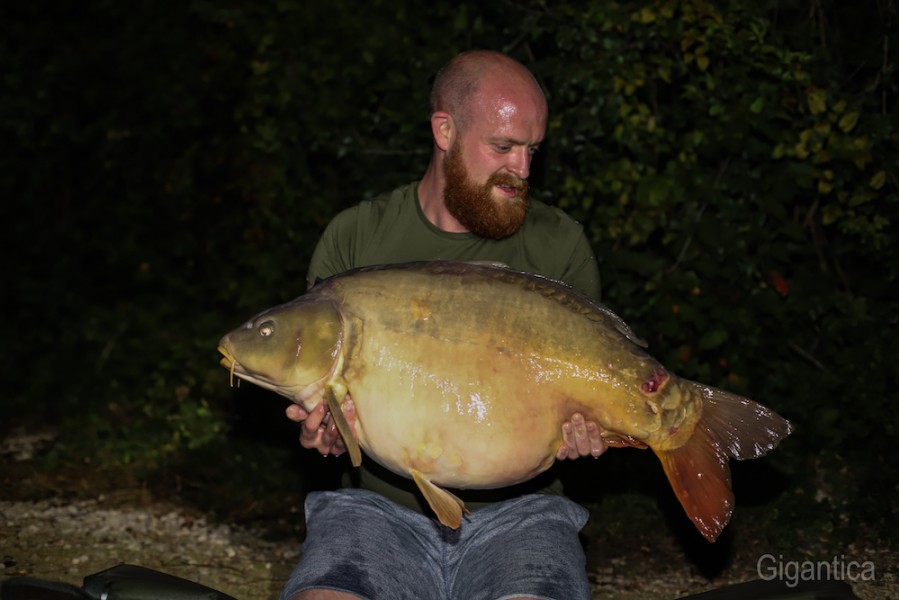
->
[838,111,859,133]
[869,170,886,190]
[750,96,765,114]
[699,329,729,350]
[806,87,827,114]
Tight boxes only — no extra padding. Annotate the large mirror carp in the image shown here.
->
[218,261,792,542]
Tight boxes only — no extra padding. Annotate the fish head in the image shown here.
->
[218,297,344,406]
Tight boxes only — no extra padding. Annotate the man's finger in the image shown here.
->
[285,403,309,423]
[302,403,327,433]
[571,413,591,455]
[559,422,577,460]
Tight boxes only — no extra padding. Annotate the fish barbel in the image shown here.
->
[218,261,792,541]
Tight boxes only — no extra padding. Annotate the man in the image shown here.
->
[282,50,606,600]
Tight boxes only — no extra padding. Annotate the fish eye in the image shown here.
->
[258,320,275,337]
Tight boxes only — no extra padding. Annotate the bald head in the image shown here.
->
[430,50,547,133]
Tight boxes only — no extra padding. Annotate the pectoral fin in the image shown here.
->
[410,468,469,529]
[325,384,361,467]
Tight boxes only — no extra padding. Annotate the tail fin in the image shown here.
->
[654,382,793,542]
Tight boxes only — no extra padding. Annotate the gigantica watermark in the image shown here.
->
[757,554,876,588]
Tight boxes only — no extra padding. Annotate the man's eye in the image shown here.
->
[493,145,510,153]
[529,146,540,155]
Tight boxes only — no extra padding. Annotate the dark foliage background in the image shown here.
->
[3,0,897,551]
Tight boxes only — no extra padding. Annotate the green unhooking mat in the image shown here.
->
[1,564,237,600]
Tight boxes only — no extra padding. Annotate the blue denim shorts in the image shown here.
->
[279,488,591,600]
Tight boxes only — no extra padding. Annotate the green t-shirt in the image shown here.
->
[306,181,602,513]
[307,182,601,299]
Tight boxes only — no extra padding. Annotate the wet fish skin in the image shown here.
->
[218,261,792,541]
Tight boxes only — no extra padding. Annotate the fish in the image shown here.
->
[218,261,792,541]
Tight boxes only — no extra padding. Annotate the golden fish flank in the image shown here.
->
[410,297,432,322]
[218,261,792,541]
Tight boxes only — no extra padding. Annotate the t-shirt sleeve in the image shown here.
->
[560,230,602,301]
[306,206,363,288]
[527,202,602,301]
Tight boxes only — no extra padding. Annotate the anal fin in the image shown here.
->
[601,432,649,449]
[410,468,469,529]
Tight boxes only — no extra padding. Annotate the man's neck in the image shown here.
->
[417,160,468,233]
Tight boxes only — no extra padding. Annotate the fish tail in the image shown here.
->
[654,382,793,542]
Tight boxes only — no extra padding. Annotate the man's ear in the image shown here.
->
[430,111,454,151]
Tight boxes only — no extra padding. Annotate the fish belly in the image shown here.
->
[348,333,567,489]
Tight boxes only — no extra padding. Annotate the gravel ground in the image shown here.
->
[1,495,299,599]
[3,493,897,600]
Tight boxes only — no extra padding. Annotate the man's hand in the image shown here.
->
[285,399,356,457]
[557,412,606,460]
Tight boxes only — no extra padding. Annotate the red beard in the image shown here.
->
[443,146,529,240]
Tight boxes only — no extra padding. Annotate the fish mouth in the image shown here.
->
[218,345,244,387]
[217,344,234,364]
[217,345,286,395]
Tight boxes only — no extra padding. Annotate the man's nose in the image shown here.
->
[506,147,531,180]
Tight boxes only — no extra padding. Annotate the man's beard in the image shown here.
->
[443,145,529,240]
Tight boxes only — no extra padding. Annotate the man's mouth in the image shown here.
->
[493,180,526,199]
[494,183,518,197]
